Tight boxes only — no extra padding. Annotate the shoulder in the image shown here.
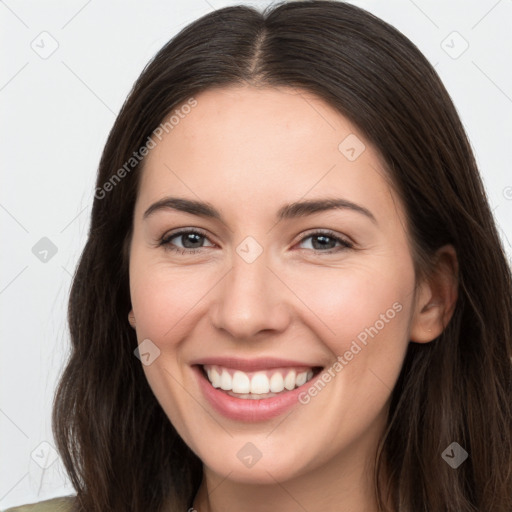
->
[3,496,75,512]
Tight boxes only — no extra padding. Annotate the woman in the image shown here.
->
[7,1,511,511]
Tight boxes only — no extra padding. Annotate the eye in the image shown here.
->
[158,228,215,254]
[297,230,353,253]
[158,228,353,256]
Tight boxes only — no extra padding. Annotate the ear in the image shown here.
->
[128,309,136,329]
[409,244,458,343]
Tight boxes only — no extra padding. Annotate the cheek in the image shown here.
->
[128,250,205,437]
[288,261,412,340]
[129,249,214,342]
[281,257,415,397]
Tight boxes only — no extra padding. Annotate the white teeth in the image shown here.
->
[284,370,296,390]
[232,371,250,393]
[210,367,221,388]
[296,371,308,387]
[204,365,317,395]
[220,369,231,391]
[269,372,284,393]
[250,373,270,394]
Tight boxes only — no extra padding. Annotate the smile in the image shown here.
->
[203,364,317,399]
[192,360,324,422]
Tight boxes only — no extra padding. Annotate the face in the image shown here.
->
[128,85,418,484]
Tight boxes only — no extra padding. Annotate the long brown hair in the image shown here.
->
[52,1,512,510]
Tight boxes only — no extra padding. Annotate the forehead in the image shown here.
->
[145,84,362,171]
[136,85,401,226]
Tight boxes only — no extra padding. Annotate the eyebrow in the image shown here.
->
[143,196,377,224]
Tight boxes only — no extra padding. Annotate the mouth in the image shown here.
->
[198,364,323,400]
[191,356,326,421]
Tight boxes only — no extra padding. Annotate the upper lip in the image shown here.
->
[190,356,323,372]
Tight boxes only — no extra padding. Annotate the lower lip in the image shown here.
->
[193,365,322,422]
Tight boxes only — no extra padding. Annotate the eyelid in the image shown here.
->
[295,228,354,248]
[159,227,214,246]
[162,226,206,236]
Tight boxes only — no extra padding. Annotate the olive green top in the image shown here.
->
[3,496,75,512]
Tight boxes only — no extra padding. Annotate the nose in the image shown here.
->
[209,250,292,340]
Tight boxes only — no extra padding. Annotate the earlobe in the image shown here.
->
[128,310,136,329]
[409,245,458,343]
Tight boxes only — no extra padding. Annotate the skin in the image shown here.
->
[128,84,458,512]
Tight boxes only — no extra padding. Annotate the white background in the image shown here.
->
[1,0,511,508]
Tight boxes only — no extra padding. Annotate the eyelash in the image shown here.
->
[158,228,354,255]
